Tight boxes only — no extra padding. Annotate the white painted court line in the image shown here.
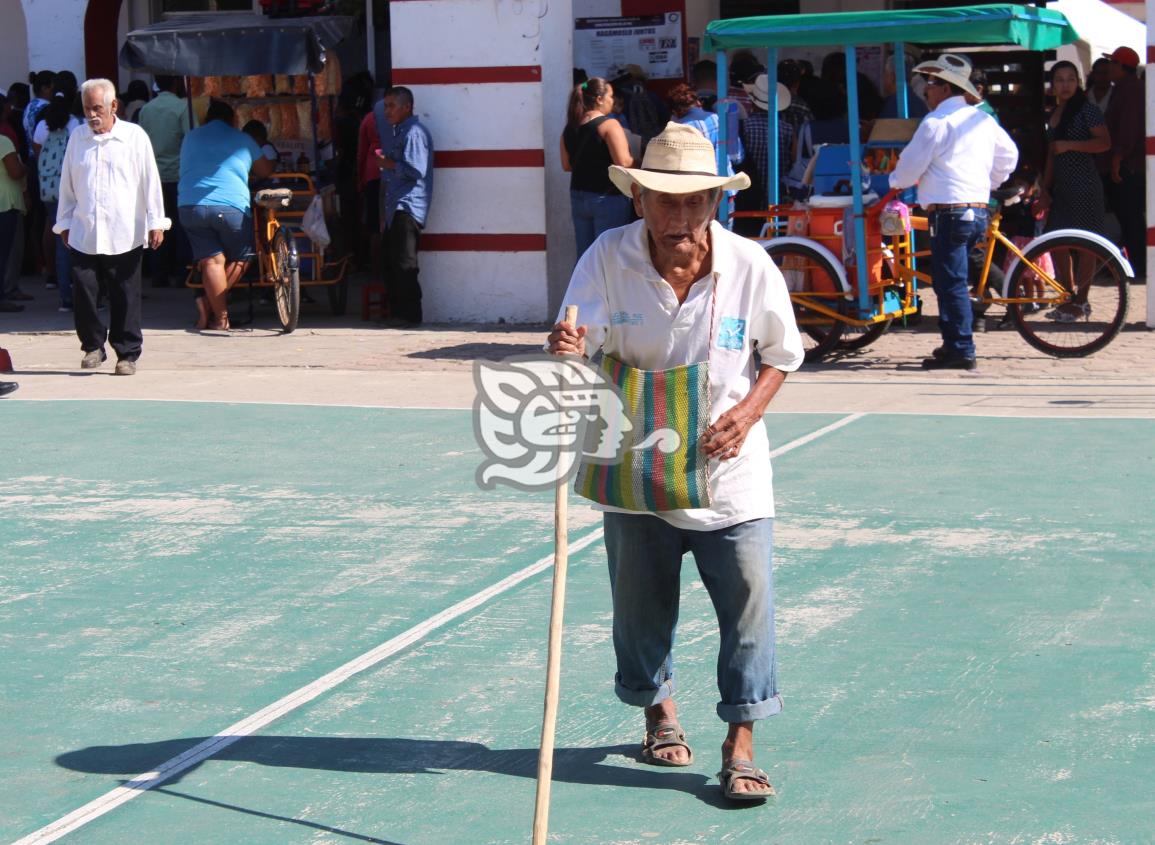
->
[771,412,865,458]
[12,412,863,844]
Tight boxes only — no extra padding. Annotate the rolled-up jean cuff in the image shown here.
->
[614,676,675,708]
[717,693,783,724]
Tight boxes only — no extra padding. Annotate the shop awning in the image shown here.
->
[702,4,1079,52]
[119,14,353,77]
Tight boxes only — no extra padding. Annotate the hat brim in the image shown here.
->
[749,83,792,113]
[609,166,751,197]
[914,67,980,101]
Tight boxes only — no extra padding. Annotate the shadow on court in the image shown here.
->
[57,736,745,809]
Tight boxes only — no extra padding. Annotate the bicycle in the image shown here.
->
[762,187,1132,360]
[253,188,302,334]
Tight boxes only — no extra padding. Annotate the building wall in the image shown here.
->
[0,3,31,92]
[389,0,562,323]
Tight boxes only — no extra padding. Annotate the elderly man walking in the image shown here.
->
[547,122,804,801]
[55,79,168,375]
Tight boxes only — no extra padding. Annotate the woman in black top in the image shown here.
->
[1037,61,1111,322]
[1038,61,1110,234]
[561,77,635,261]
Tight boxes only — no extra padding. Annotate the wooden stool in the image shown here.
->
[361,281,389,321]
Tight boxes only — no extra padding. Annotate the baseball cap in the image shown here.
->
[1103,46,1141,68]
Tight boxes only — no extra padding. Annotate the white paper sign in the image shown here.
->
[574,14,683,81]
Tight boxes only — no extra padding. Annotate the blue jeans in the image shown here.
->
[571,190,632,261]
[44,201,72,308]
[930,207,988,358]
[603,513,781,724]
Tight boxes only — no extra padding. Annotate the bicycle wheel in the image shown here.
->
[1007,235,1128,357]
[838,316,891,350]
[765,242,845,362]
[271,226,300,334]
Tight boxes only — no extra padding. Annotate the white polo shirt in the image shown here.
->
[555,219,805,530]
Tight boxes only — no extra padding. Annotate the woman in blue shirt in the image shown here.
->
[178,99,273,330]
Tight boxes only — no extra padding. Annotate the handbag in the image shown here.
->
[573,284,717,512]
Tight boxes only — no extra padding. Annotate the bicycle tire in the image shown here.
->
[271,226,301,334]
[1007,235,1128,357]
[764,242,845,362]
[838,317,891,350]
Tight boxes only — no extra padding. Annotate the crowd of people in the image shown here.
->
[562,46,1147,279]
[0,67,435,379]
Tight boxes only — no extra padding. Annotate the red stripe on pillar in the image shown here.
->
[1148,45,1155,65]
[1146,228,1155,247]
[392,66,542,85]
[1146,138,1155,156]
[434,150,545,168]
[423,234,547,252]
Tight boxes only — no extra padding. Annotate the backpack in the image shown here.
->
[38,128,69,203]
[625,86,664,143]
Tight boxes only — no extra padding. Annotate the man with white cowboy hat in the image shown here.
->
[547,122,804,801]
[889,52,1018,370]
[737,74,792,233]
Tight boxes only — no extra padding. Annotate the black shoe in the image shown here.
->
[922,354,977,370]
[0,381,18,397]
[931,346,946,360]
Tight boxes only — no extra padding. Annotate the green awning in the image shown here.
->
[702,3,1079,52]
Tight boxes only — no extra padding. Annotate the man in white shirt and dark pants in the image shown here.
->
[889,54,1018,370]
[54,78,168,376]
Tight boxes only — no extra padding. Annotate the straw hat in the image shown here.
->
[912,53,980,100]
[609,122,751,196]
[742,74,791,112]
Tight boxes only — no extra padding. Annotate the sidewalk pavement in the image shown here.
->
[2,274,1153,418]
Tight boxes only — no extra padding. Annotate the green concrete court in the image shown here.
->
[2,401,1153,845]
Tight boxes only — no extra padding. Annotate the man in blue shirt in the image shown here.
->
[375,86,433,327]
[178,99,273,330]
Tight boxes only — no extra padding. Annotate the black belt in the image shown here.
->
[924,202,987,212]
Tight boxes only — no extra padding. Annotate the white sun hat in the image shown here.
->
[608,122,751,197]
[742,74,791,112]
[912,52,980,100]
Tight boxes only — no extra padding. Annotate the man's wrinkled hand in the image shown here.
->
[148,229,164,250]
[547,321,586,357]
[702,403,760,461]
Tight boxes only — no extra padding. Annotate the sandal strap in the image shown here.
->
[719,759,771,785]
[644,720,688,751]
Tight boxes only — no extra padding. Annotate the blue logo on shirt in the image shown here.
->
[610,311,644,326]
[717,317,746,351]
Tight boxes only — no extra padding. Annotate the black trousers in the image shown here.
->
[150,182,188,286]
[1107,167,1146,278]
[72,247,144,362]
[385,210,423,323]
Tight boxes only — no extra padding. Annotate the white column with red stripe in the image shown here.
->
[389,0,571,323]
[1147,0,1155,325]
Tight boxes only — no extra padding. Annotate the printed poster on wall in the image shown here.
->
[574,14,684,81]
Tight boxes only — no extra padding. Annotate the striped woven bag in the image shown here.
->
[573,355,712,511]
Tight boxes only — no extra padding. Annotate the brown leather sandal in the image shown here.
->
[641,719,694,767]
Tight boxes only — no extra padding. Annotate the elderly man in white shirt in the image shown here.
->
[889,54,1018,370]
[54,78,169,376]
[548,122,804,802]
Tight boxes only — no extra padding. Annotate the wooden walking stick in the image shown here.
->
[532,304,578,845]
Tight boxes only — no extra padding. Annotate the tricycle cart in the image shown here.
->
[120,14,353,333]
[704,4,1132,361]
